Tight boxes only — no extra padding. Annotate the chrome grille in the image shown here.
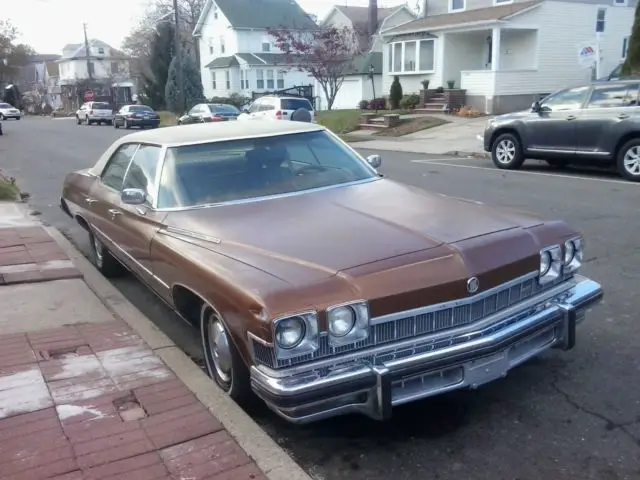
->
[252,274,569,369]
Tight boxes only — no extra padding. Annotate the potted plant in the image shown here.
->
[421,79,430,90]
[446,80,456,89]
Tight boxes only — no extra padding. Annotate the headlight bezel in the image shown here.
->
[538,244,562,285]
[564,236,584,273]
[272,311,319,360]
[326,300,370,347]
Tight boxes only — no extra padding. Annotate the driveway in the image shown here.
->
[2,117,639,480]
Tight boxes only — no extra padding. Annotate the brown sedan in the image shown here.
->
[60,121,603,424]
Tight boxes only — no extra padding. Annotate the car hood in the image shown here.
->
[164,178,544,283]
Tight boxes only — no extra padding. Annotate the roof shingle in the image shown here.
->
[214,0,317,30]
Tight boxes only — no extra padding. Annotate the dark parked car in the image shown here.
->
[483,79,640,181]
[178,103,240,124]
[113,105,160,129]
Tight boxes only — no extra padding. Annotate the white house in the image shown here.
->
[193,0,318,101]
[57,40,133,87]
[381,0,635,114]
[319,2,416,109]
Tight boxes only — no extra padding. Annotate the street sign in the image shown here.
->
[578,45,596,68]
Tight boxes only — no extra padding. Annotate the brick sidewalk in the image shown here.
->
[0,226,81,284]
[0,226,268,479]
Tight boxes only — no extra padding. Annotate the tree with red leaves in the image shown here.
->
[267,25,361,110]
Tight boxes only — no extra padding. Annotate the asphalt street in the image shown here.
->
[1,117,639,480]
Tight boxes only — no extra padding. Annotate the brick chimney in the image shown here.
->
[368,0,378,36]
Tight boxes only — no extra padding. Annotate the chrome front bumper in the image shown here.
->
[250,275,603,424]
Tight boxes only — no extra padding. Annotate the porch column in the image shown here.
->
[491,27,501,71]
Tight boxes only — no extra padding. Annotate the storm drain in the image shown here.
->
[40,344,91,360]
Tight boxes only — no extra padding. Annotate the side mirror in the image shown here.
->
[366,154,382,169]
[531,101,541,112]
[121,188,146,205]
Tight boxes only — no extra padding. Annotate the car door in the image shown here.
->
[260,99,276,120]
[188,105,204,123]
[115,106,128,126]
[574,82,640,159]
[247,99,262,119]
[87,143,139,257]
[522,86,590,154]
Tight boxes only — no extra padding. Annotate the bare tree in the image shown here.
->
[268,25,362,110]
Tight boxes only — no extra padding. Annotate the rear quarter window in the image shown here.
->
[93,102,111,109]
[281,98,312,111]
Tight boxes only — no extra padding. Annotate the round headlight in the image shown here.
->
[275,316,305,349]
[540,251,551,276]
[328,306,356,337]
[564,241,575,264]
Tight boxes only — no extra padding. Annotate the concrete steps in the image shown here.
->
[358,123,388,130]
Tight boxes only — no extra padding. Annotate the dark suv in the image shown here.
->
[483,79,640,181]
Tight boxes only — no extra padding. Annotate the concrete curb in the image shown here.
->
[45,226,312,480]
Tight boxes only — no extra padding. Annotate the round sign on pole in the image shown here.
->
[84,90,94,101]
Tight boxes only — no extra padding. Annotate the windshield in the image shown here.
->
[156,130,377,209]
[208,104,239,114]
[93,102,111,110]
[0,103,12,108]
[129,105,154,112]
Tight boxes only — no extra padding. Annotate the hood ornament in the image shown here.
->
[467,277,479,294]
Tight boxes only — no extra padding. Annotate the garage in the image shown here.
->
[320,77,362,110]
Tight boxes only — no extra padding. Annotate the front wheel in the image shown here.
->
[617,138,640,181]
[76,116,81,125]
[200,304,253,404]
[88,228,127,277]
[124,119,130,129]
[491,133,525,170]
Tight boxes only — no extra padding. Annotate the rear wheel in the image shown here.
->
[88,229,127,277]
[617,138,640,181]
[491,133,525,170]
[0,114,4,120]
[124,119,130,129]
[76,116,81,125]
[200,303,253,404]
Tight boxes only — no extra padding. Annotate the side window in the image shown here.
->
[119,106,128,114]
[101,144,139,191]
[587,84,640,108]
[248,100,261,113]
[122,145,162,205]
[540,86,590,111]
[188,105,201,115]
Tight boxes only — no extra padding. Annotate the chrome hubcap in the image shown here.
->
[93,235,103,267]
[496,139,516,164]
[623,146,640,176]
[208,317,232,383]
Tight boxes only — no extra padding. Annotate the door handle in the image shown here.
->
[107,208,122,218]
[85,197,97,205]
[618,113,630,119]
[566,115,577,120]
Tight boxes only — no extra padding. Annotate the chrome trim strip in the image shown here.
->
[92,225,170,290]
[157,226,222,244]
[370,271,539,325]
[527,148,575,154]
[256,276,577,379]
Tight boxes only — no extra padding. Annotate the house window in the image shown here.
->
[494,0,513,4]
[97,47,105,55]
[613,0,627,5]
[225,70,230,90]
[623,37,629,58]
[266,70,274,89]
[209,38,214,54]
[111,62,119,74]
[212,71,217,90]
[257,69,264,89]
[450,0,465,12]
[262,42,271,52]
[213,5,218,18]
[220,36,225,54]
[596,8,606,33]
[277,70,284,89]
[388,39,435,74]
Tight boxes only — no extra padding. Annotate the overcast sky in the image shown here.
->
[4,0,414,54]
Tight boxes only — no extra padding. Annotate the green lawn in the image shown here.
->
[0,177,18,201]
[317,109,414,135]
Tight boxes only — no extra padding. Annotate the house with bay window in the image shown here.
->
[192,0,317,100]
[382,0,635,114]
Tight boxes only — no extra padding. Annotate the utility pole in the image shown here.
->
[172,0,185,113]
[82,23,93,82]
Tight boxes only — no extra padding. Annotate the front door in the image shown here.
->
[522,85,590,154]
[574,82,640,158]
[89,143,170,298]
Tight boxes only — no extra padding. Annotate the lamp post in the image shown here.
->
[368,64,377,113]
